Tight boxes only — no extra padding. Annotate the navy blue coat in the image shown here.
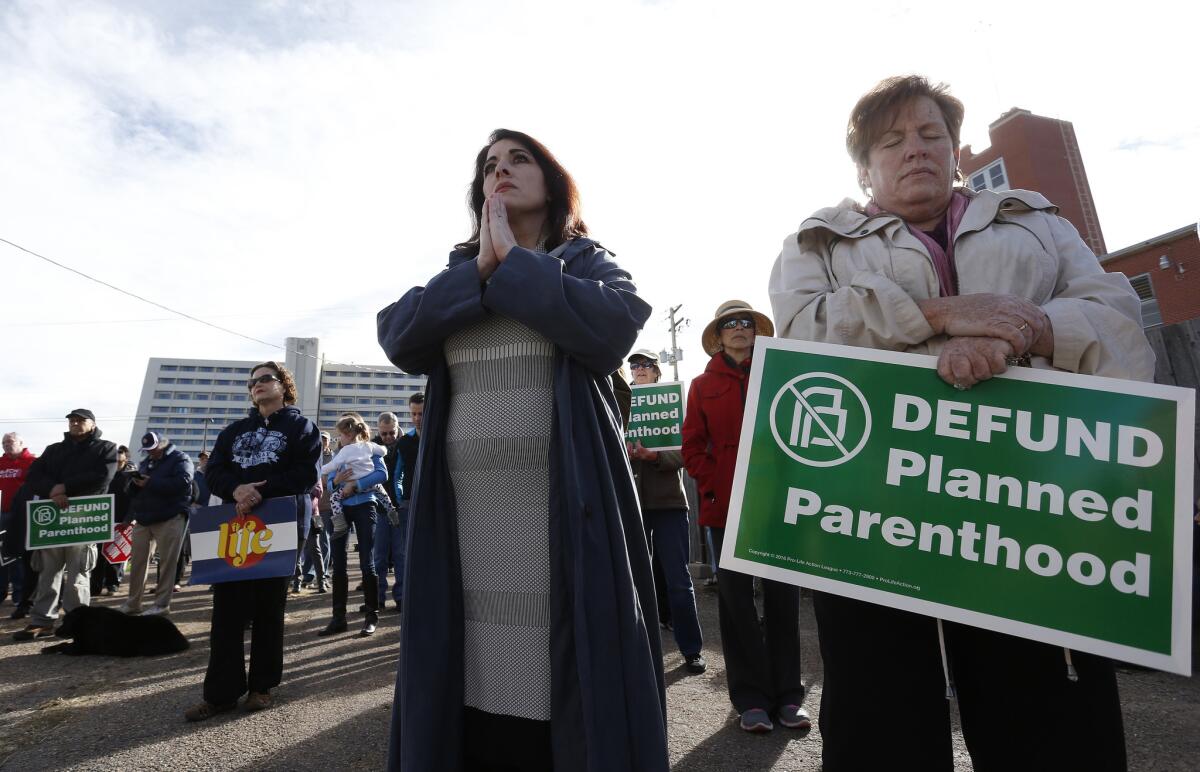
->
[377,239,668,771]
[130,444,194,525]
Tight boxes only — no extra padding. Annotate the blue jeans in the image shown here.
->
[373,504,408,604]
[302,513,332,580]
[644,508,703,657]
[330,502,377,579]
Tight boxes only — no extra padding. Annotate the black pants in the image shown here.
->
[203,577,288,705]
[710,526,803,713]
[814,592,1127,772]
[463,707,552,772]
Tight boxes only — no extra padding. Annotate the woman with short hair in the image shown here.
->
[378,129,667,770]
[769,74,1153,771]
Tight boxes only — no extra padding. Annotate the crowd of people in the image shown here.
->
[0,73,1171,771]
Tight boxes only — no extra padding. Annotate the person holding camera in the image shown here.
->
[119,432,194,616]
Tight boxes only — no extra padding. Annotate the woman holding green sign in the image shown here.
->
[627,349,706,676]
[769,75,1154,771]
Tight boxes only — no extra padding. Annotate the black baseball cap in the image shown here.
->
[140,431,165,453]
[66,408,96,422]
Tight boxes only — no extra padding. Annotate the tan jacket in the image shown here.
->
[768,189,1154,381]
[631,450,689,512]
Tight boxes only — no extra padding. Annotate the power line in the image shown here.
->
[1,235,395,373]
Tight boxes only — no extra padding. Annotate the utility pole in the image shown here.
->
[661,304,688,382]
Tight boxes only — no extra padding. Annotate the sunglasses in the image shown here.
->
[247,373,282,389]
[719,318,755,330]
[629,361,657,371]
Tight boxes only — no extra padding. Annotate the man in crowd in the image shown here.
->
[195,451,212,506]
[379,394,423,612]
[120,433,193,615]
[300,432,333,591]
[13,409,118,640]
[0,432,36,610]
[91,445,136,596]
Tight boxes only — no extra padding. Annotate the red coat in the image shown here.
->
[0,448,36,513]
[682,352,751,528]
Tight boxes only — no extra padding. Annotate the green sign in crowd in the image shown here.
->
[626,382,686,451]
[725,338,1194,675]
[26,494,115,550]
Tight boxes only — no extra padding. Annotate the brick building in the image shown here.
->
[1099,225,1200,328]
[961,108,1106,255]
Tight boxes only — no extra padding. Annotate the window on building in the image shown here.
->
[177,378,194,384]
[174,407,189,414]
[214,394,228,401]
[968,159,1009,193]
[1128,273,1163,328]
[217,367,233,373]
[198,366,213,372]
[195,393,210,400]
[180,366,196,372]
[158,377,176,384]
[175,393,192,400]
[154,391,172,399]
[160,365,177,372]
[236,368,251,374]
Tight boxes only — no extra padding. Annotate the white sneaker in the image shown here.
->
[117,603,140,615]
[141,605,169,616]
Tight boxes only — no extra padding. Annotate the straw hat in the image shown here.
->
[701,299,774,356]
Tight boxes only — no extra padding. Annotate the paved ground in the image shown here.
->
[0,562,1196,771]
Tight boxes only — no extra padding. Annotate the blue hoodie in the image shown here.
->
[205,405,321,536]
[130,444,194,525]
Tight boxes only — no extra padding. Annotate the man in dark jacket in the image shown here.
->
[376,395,423,611]
[90,445,135,596]
[119,432,194,616]
[13,409,118,641]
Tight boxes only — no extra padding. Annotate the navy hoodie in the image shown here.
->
[204,405,321,535]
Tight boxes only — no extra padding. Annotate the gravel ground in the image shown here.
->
[0,563,1195,771]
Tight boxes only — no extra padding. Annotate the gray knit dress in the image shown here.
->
[444,313,555,721]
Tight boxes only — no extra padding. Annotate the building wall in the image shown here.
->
[961,109,1106,256]
[1102,226,1200,326]
[131,347,426,457]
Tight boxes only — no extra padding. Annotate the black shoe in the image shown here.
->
[360,619,377,636]
[316,580,328,594]
[317,619,348,636]
[685,654,707,674]
[10,605,29,620]
[300,579,313,590]
[358,604,368,613]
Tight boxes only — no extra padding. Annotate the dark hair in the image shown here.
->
[455,129,587,256]
[249,361,298,406]
[846,75,965,188]
[198,451,209,459]
[117,445,129,455]
[409,392,425,406]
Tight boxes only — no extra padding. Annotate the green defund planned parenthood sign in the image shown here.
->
[724,338,1195,675]
[626,382,685,451]
[26,495,115,550]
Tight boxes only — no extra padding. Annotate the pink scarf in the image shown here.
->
[868,190,970,297]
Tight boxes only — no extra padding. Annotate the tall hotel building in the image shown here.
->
[129,337,425,455]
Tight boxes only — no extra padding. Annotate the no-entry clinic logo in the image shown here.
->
[769,372,872,467]
[30,503,58,527]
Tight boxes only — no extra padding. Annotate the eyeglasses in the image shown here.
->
[719,318,755,330]
[247,374,281,389]
[629,361,657,371]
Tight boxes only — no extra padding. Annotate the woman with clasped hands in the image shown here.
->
[768,76,1154,771]
[377,129,667,772]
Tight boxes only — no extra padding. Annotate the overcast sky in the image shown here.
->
[3,0,1197,453]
